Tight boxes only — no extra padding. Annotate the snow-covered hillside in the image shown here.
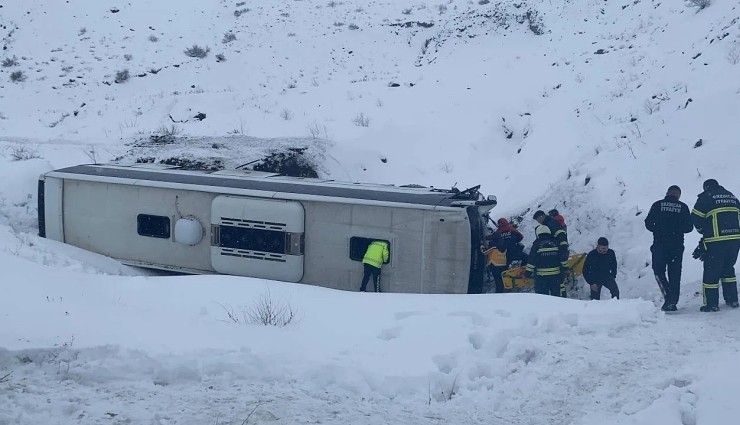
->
[2,0,740,423]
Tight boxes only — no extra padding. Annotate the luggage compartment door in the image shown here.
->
[211,196,305,282]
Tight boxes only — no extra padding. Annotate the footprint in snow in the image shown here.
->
[468,332,485,350]
[377,326,401,341]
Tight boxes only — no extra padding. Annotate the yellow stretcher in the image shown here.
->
[501,252,587,291]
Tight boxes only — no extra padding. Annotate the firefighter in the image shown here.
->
[494,218,526,266]
[644,185,694,312]
[524,225,565,297]
[359,240,390,292]
[583,237,620,300]
[548,209,567,230]
[533,210,569,296]
[691,179,740,312]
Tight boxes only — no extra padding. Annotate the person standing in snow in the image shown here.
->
[359,240,390,292]
[548,209,567,231]
[533,210,569,296]
[524,225,565,297]
[583,237,620,300]
[691,179,740,312]
[644,185,694,311]
[481,235,508,293]
[494,218,526,266]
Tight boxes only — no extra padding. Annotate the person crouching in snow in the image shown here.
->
[524,225,565,297]
[359,240,389,292]
[583,237,620,300]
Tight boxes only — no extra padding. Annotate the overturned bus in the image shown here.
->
[37,163,497,293]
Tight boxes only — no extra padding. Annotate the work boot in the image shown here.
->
[727,301,740,308]
[661,304,677,312]
[700,305,720,312]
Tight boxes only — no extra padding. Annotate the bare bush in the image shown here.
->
[688,0,710,10]
[184,44,210,58]
[728,45,740,65]
[279,108,293,120]
[221,290,296,327]
[222,32,237,43]
[148,35,159,42]
[114,69,130,83]
[11,145,40,161]
[643,99,659,115]
[10,70,26,82]
[308,121,327,139]
[234,8,249,17]
[348,23,360,30]
[150,125,181,144]
[327,1,338,7]
[215,53,226,62]
[352,113,370,127]
[123,54,133,61]
[402,8,412,15]
[0,371,12,383]
[478,0,490,4]
[2,56,18,67]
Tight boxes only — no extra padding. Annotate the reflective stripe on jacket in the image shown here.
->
[525,238,563,277]
[691,186,740,243]
[363,241,389,268]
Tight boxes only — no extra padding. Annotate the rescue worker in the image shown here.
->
[644,185,693,311]
[548,209,567,230]
[480,236,508,293]
[494,218,526,266]
[583,237,620,300]
[524,225,564,297]
[533,210,569,296]
[691,179,740,312]
[359,240,390,292]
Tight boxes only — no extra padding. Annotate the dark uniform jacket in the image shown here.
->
[583,249,617,285]
[524,235,562,278]
[494,226,524,252]
[691,186,740,244]
[644,195,693,245]
[542,215,569,263]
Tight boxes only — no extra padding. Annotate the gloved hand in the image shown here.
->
[692,239,706,261]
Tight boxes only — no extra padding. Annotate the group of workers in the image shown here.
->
[481,208,619,301]
[480,178,740,312]
[357,179,740,313]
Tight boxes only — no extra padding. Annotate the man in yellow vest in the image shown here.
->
[360,240,390,292]
[481,236,508,293]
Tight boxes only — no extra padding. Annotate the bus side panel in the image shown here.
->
[300,202,425,293]
[62,180,214,272]
[42,177,65,241]
[422,210,471,294]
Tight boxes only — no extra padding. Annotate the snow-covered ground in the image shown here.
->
[2,0,740,423]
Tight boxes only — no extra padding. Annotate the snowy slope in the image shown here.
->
[2,0,740,423]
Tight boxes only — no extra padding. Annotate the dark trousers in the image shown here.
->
[491,265,507,293]
[360,264,381,292]
[590,277,620,300]
[534,275,563,297]
[702,240,740,307]
[651,243,684,305]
